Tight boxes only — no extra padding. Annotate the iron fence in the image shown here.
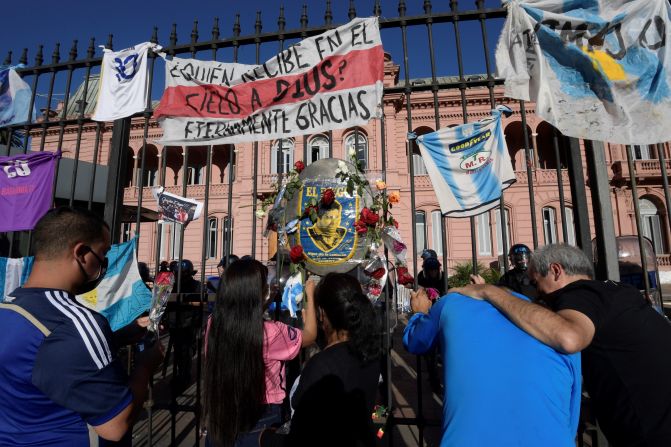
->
[2,1,670,445]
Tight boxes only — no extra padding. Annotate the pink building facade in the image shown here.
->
[33,54,671,277]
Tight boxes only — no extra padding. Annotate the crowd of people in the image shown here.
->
[1,206,671,447]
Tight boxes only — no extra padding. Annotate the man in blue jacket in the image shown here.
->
[403,287,581,447]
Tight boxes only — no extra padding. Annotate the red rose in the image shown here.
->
[321,188,335,206]
[368,267,386,280]
[294,160,305,173]
[360,207,379,226]
[355,219,368,234]
[368,284,382,297]
[289,245,305,263]
[392,219,399,229]
[396,266,414,286]
[302,205,318,219]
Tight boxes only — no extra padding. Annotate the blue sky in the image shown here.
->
[2,0,505,111]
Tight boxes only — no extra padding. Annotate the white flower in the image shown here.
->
[255,209,266,219]
[336,161,349,175]
[348,147,356,158]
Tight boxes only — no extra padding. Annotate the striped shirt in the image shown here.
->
[0,287,132,446]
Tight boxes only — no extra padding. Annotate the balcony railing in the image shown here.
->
[657,254,671,267]
[612,159,671,181]
[124,183,231,201]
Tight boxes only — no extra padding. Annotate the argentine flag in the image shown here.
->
[0,237,151,332]
[417,106,516,218]
[0,257,33,298]
[0,66,36,127]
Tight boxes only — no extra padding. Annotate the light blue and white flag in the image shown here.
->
[497,0,671,145]
[0,256,33,298]
[417,106,516,218]
[0,237,151,331]
[281,273,303,318]
[0,65,36,127]
[78,237,152,331]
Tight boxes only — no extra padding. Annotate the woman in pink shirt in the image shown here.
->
[203,259,317,447]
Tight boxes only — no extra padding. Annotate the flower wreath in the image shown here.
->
[257,150,414,301]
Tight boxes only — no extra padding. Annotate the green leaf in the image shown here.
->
[346,179,354,196]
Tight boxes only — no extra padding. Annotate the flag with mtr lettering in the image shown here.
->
[154,17,384,145]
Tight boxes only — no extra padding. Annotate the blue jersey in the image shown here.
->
[404,292,581,447]
[0,287,132,446]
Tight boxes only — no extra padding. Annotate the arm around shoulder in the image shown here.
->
[457,284,595,354]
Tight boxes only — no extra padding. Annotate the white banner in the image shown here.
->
[92,42,159,122]
[496,0,671,145]
[154,17,384,145]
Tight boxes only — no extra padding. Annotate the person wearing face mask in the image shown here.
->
[472,243,537,300]
[496,244,537,299]
[0,207,164,446]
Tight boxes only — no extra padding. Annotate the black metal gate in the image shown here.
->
[2,1,670,445]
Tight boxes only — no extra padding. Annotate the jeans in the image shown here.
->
[205,404,282,447]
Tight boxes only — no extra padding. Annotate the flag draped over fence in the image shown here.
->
[0,237,151,332]
[416,106,516,218]
[0,151,60,232]
[154,17,384,145]
[496,0,671,145]
[92,42,159,122]
[0,66,36,127]
[0,257,33,299]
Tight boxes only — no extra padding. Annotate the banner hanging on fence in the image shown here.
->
[496,0,671,145]
[0,66,36,127]
[152,186,203,225]
[154,17,384,145]
[92,42,160,122]
[416,106,516,218]
[0,150,60,232]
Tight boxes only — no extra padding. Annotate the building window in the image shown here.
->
[412,152,428,175]
[271,139,294,174]
[431,210,443,256]
[345,132,368,169]
[542,207,558,245]
[477,212,492,256]
[640,198,667,254]
[415,211,426,255]
[159,222,182,261]
[138,168,157,187]
[187,166,204,185]
[565,207,576,246]
[222,216,234,258]
[222,149,236,183]
[633,145,652,160]
[308,135,329,164]
[121,223,132,243]
[207,218,218,259]
[495,208,512,256]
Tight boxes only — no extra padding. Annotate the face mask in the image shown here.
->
[76,246,108,295]
[511,253,530,271]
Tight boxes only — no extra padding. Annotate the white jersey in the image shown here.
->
[416,106,516,218]
[92,42,159,122]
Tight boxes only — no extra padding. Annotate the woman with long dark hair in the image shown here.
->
[204,259,317,447]
[261,272,382,447]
